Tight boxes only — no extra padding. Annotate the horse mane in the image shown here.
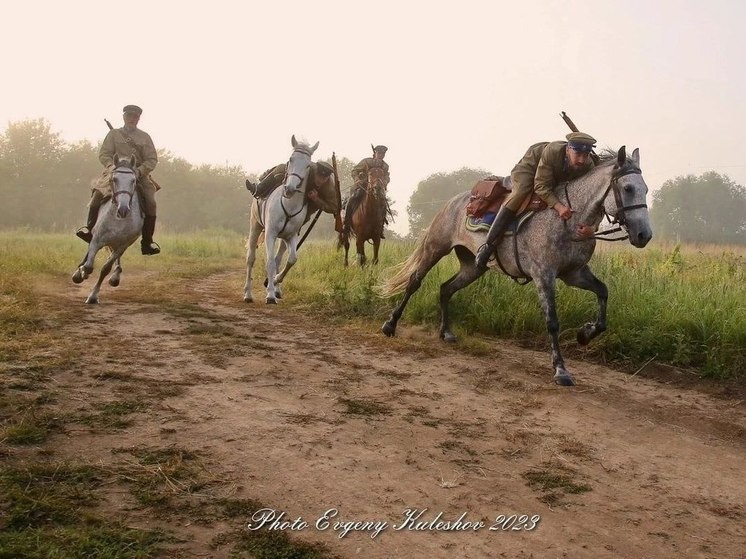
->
[292,137,315,156]
[597,148,640,174]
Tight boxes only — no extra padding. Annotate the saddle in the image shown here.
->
[466,176,548,219]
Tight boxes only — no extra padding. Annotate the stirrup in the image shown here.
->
[141,241,161,255]
[76,227,92,243]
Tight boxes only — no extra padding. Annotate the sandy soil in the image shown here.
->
[44,271,746,558]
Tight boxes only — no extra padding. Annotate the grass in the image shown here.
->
[0,462,165,558]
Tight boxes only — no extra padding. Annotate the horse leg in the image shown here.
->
[356,237,366,267]
[382,245,449,337]
[272,241,288,299]
[264,232,279,304]
[86,249,121,304]
[560,265,608,346]
[275,236,299,296]
[372,238,380,265]
[534,275,574,386]
[243,222,262,302]
[343,235,350,267]
[72,241,99,283]
[108,257,122,287]
[439,246,485,343]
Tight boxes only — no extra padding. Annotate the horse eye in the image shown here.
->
[623,184,633,193]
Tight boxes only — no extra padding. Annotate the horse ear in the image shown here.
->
[291,135,298,148]
[617,146,627,167]
[632,148,640,165]
[310,141,319,153]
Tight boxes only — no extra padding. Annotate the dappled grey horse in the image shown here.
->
[72,155,143,304]
[381,147,652,385]
[244,135,318,304]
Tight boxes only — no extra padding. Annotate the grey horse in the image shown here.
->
[381,147,653,385]
[71,155,143,304]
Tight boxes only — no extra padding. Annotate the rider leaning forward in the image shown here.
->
[475,131,599,270]
[246,160,340,219]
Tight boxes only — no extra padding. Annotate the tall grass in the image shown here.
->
[290,240,745,379]
[1,231,743,379]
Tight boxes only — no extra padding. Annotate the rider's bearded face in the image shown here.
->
[123,112,140,128]
[566,147,591,170]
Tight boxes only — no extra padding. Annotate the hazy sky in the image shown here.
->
[3,0,745,234]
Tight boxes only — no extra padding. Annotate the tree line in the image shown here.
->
[1,119,744,244]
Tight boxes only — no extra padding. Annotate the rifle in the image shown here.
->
[560,111,599,164]
[104,118,114,130]
[297,209,323,249]
[332,152,343,233]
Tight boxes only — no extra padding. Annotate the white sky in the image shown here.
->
[3,0,745,234]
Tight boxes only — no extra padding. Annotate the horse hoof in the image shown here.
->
[72,271,84,284]
[243,296,254,303]
[83,265,94,275]
[577,323,594,346]
[440,331,458,343]
[108,278,120,287]
[85,297,99,305]
[381,321,396,337]
[266,298,277,305]
[554,372,576,386]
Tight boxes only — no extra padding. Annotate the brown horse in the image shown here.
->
[339,166,388,266]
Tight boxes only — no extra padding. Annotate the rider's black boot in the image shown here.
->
[75,199,102,243]
[141,215,161,255]
[474,206,517,271]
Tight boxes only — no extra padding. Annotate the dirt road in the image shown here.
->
[44,271,746,558]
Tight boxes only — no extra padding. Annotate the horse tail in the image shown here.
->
[379,225,432,296]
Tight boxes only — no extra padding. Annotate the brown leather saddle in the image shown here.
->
[466,176,547,218]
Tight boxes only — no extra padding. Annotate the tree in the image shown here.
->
[651,172,746,244]
[407,167,489,237]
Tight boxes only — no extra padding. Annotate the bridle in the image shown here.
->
[566,165,648,242]
[111,164,137,203]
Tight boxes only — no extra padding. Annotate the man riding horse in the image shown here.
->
[344,144,390,236]
[76,105,161,255]
[474,132,599,270]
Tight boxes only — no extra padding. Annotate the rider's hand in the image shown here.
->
[308,190,319,202]
[576,223,596,238]
[553,203,573,220]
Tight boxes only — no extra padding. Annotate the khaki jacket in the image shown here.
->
[511,141,595,207]
[99,127,158,178]
[351,157,390,186]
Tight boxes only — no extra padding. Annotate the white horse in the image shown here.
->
[244,135,318,304]
[72,155,143,304]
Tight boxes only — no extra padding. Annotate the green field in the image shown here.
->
[1,230,744,379]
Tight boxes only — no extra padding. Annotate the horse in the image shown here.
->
[243,135,318,304]
[381,147,653,386]
[71,155,143,304]
[339,165,388,266]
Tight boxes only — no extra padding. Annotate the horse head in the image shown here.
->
[603,146,653,248]
[283,135,319,197]
[112,154,137,218]
[367,166,387,200]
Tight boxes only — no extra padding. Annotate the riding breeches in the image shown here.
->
[502,172,535,213]
[138,177,157,217]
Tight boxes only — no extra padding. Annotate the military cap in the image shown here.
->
[566,132,596,152]
[122,105,143,115]
[316,161,334,177]
[371,144,388,153]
